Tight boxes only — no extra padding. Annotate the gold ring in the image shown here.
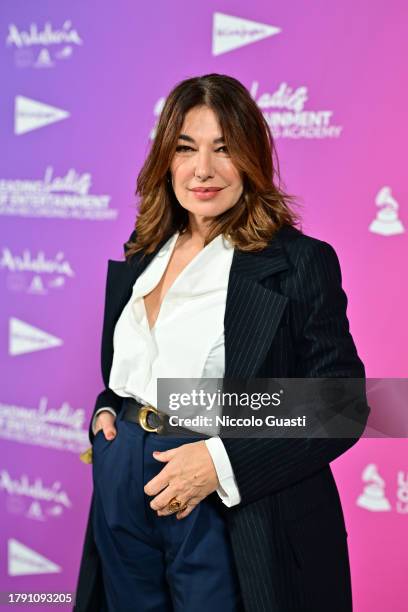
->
[167,497,188,513]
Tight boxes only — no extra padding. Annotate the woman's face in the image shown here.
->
[169,105,243,224]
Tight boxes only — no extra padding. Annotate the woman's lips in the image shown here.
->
[189,187,224,200]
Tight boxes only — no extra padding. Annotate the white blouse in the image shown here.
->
[92,230,241,507]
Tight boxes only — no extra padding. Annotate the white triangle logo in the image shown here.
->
[212,12,281,56]
[15,96,70,135]
[8,538,61,576]
[9,317,63,356]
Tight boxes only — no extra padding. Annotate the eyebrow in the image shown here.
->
[178,134,225,144]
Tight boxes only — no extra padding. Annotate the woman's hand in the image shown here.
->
[94,411,117,441]
[144,441,219,520]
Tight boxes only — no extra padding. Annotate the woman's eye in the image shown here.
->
[175,145,229,153]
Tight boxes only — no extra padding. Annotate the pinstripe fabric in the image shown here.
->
[75,224,368,612]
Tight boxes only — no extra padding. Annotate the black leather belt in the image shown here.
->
[122,398,208,438]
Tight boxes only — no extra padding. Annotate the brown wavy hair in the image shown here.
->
[125,73,302,260]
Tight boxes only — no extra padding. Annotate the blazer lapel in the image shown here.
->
[101,237,169,385]
[223,239,289,379]
[102,229,290,384]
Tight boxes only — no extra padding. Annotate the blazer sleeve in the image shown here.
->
[87,229,137,445]
[221,239,370,507]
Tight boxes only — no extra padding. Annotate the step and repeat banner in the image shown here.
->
[1,1,407,610]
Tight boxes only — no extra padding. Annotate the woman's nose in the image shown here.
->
[194,151,215,180]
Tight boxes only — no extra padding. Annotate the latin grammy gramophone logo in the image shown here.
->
[369,186,404,236]
[356,463,391,512]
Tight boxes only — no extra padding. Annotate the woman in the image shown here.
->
[74,73,369,612]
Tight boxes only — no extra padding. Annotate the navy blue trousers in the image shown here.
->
[92,404,244,612]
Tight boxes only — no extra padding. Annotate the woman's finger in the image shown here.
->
[176,500,198,520]
[95,411,117,440]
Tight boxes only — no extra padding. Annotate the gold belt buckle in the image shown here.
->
[138,405,163,433]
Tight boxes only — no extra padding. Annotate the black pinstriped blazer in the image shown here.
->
[74,224,369,612]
